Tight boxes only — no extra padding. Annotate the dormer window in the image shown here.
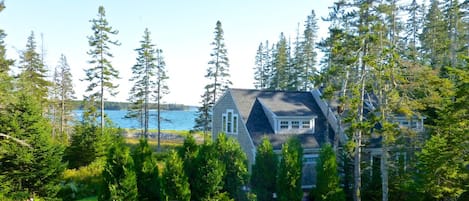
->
[276,118,315,134]
[222,109,238,134]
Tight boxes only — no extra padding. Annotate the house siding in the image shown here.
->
[212,91,256,169]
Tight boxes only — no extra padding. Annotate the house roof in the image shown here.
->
[228,88,332,149]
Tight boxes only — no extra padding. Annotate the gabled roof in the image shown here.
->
[227,88,332,149]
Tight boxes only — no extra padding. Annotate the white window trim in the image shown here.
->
[222,109,238,135]
[276,118,316,133]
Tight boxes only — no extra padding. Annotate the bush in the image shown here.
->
[59,160,104,200]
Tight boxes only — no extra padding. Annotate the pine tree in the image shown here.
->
[214,133,248,200]
[313,143,345,201]
[18,31,50,103]
[0,93,65,199]
[99,140,138,201]
[162,150,191,201]
[132,138,161,201]
[83,6,120,131]
[251,137,277,201]
[277,137,303,201]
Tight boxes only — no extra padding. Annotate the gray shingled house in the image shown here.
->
[212,88,345,188]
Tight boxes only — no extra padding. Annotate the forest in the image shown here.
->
[1,0,468,201]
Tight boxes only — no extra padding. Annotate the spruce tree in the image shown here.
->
[251,137,277,201]
[53,54,75,140]
[154,47,169,151]
[277,137,303,201]
[420,0,448,69]
[300,10,318,91]
[271,33,289,90]
[253,42,267,89]
[99,140,137,201]
[312,143,345,201]
[163,150,191,201]
[127,28,157,137]
[132,138,161,201]
[206,20,231,105]
[193,86,212,138]
[0,2,13,107]
[0,93,65,199]
[83,6,120,131]
[18,31,50,103]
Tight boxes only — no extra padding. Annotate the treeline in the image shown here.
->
[70,100,193,111]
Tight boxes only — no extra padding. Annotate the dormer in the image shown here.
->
[257,97,318,135]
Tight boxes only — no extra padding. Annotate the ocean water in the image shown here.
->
[73,109,197,130]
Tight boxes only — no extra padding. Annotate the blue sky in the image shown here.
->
[2,0,331,106]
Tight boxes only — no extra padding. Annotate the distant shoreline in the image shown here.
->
[70,100,198,111]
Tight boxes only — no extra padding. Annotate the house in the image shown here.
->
[212,88,345,188]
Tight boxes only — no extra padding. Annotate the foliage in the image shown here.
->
[17,31,50,103]
[162,150,191,201]
[195,20,231,134]
[192,142,225,201]
[99,139,138,201]
[312,143,345,201]
[132,138,161,201]
[214,133,249,200]
[60,160,104,200]
[277,137,303,201]
[0,93,65,199]
[83,5,120,129]
[251,137,277,201]
[178,134,199,191]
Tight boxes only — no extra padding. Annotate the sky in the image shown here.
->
[2,0,331,106]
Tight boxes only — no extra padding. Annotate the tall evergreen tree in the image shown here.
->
[154,47,169,151]
[277,138,303,201]
[132,138,161,201]
[178,135,200,195]
[53,54,75,140]
[18,31,50,103]
[271,33,290,90]
[163,150,191,201]
[420,0,448,69]
[206,20,231,105]
[83,6,120,131]
[301,10,319,91]
[193,85,212,138]
[251,137,277,201]
[0,2,13,107]
[99,140,138,201]
[312,143,345,201]
[127,28,157,137]
[253,42,268,89]
[0,93,65,199]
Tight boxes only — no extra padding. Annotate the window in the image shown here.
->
[302,121,310,129]
[222,109,238,134]
[291,121,300,129]
[280,121,289,129]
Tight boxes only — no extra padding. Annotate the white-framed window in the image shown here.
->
[280,121,289,129]
[291,121,300,129]
[222,109,238,134]
[302,121,311,129]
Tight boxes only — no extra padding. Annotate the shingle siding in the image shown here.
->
[212,91,256,168]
